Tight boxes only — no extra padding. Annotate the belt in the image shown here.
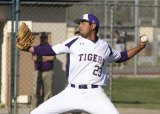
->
[71,84,98,89]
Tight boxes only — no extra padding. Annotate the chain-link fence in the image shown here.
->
[0,1,160,114]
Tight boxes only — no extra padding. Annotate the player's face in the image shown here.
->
[79,21,92,38]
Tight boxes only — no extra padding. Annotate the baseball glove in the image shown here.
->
[16,22,35,51]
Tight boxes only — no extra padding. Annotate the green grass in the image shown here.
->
[105,77,160,110]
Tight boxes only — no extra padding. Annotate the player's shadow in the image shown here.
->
[52,58,67,96]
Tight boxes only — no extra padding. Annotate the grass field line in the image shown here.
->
[113,74,160,78]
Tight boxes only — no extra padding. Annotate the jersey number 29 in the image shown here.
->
[93,65,102,77]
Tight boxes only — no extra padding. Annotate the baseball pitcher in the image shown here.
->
[16,14,147,114]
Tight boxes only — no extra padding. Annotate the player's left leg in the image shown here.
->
[83,87,119,114]
[30,86,83,114]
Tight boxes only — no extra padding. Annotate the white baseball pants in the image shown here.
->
[30,85,119,114]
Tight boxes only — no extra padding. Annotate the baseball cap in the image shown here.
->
[74,14,99,31]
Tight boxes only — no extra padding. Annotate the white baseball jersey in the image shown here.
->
[52,35,121,86]
[31,35,121,114]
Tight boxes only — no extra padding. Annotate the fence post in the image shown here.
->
[134,0,139,75]
[14,0,20,114]
[9,0,16,113]
[109,5,114,101]
[153,0,158,65]
[9,0,20,114]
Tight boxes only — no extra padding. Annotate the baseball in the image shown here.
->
[141,35,148,43]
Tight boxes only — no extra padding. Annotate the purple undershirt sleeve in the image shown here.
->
[116,51,129,63]
[34,45,56,56]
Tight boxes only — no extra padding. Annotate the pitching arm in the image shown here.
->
[116,35,147,63]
